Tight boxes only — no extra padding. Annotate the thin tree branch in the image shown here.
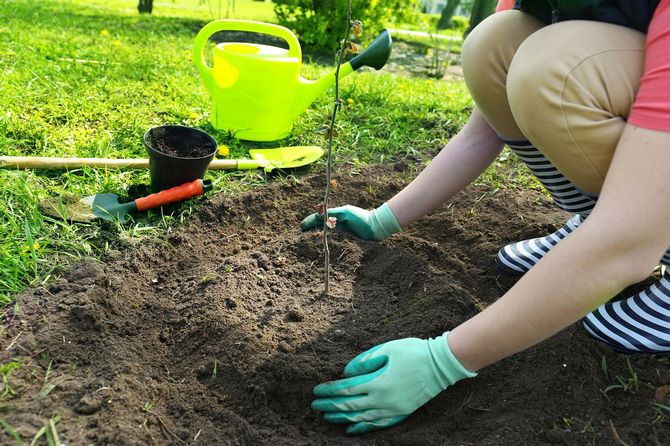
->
[322,0,353,296]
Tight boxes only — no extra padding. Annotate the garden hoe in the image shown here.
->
[0,146,324,173]
[39,179,213,224]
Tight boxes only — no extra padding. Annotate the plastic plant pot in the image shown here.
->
[144,125,217,192]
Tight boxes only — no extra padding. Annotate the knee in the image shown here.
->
[461,13,504,84]
[462,11,539,97]
[506,36,555,128]
[507,21,645,135]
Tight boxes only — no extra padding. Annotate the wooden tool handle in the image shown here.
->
[0,156,151,169]
[0,156,239,170]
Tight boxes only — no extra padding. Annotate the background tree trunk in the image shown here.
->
[465,0,496,36]
[437,0,462,29]
[138,0,153,14]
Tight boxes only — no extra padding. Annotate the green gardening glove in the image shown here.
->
[311,332,476,435]
[300,203,401,241]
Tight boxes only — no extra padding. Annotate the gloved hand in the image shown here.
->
[311,332,476,435]
[300,203,401,241]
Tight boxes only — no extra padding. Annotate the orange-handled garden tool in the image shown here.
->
[40,179,213,223]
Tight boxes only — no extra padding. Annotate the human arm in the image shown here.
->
[451,0,670,368]
[312,125,670,434]
[387,108,504,226]
[449,124,670,370]
[312,5,670,432]
[300,109,504,239]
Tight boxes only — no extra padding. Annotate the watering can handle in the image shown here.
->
[193,19,302,89]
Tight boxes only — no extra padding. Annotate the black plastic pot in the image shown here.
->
[144,125,217,192]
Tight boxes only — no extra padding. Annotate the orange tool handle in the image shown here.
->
[135,179,212,211]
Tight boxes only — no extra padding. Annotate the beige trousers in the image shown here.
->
[461,10,646,194]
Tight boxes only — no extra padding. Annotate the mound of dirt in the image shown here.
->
[2,165,668,445]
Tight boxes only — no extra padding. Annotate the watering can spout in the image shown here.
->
[349,29,393,71]
[293,29,392,116]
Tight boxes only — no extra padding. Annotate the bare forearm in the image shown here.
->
[448,223,633,371]
[388,109,503,227]
[449,125,670,372]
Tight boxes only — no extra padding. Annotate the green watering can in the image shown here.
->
[193,20,392,141]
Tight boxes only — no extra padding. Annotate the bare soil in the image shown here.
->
[2,164,669,445]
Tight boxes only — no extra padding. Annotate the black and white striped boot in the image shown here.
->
[495,214,583,276]
[495,139,597,276]
[508,140,597,215]
[495,140,670,354]
[582,270,670,355]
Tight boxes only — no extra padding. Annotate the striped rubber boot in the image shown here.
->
[504,139,598,215]
[495,139,597,276]
[495,214,583,276]
[582,271,670,355]
[495,213,670,276]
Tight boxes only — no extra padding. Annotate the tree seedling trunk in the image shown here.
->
[320,0,361,296]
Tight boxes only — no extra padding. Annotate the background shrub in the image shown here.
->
[449,15,469,34]
[273,0,421,52]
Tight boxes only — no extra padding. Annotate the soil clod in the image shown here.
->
[76,394,103,415]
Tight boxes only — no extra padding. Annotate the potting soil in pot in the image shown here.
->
[147,126,214,158]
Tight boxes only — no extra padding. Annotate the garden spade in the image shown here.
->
[0,146,324,173]
[40,179,213,223]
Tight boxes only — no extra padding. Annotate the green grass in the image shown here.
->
[601,357,640,396]
[0,360,21,400]
[83,0,276,22]
[0,0,534,304]
[394,31,464,56]
[0,414,63,446]
[392,12,468,34]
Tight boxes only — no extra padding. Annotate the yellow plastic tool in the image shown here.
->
[193,20,392,141]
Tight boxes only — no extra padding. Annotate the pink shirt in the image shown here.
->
[495,0,670,132]
[496,0,516,11]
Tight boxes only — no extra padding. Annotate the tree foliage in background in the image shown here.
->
[437,0,461,29]
[273,0,421,51]
[449,16,470,34]
[138,0,153,14]
[465,0,496,36]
